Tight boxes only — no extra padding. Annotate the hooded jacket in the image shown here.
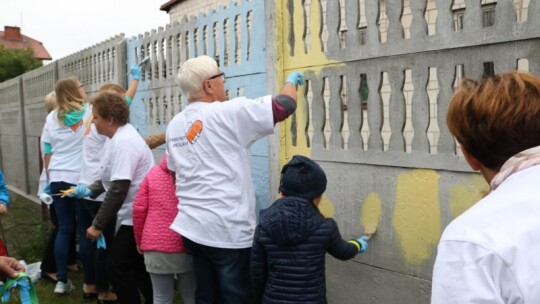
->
[133,155,185,253]
[251,196,358,304]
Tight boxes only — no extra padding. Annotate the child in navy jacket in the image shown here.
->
[250,155,369,304]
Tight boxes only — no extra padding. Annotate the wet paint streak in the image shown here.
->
[393,170,441,266]
[450,174,487,219]
[361,192,382,232]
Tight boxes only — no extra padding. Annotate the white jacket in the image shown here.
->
[432,165,540,304]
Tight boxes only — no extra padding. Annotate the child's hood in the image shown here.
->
[259,196,323,246]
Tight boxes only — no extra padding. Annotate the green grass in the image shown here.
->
[1,199,185,303]
[1,199,86,303]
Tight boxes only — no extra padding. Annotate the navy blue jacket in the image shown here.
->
[251,196,359,304]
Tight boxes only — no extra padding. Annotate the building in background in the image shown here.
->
[0,26,51,61]
[160,0,230,21]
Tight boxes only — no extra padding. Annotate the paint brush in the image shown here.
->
[127,56,151,75]
[363,224,377,240]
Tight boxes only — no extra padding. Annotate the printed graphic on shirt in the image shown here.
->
[70,119,83,132]
[186,120,203,144]
[169,119,203,148]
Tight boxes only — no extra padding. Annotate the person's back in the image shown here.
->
[434,167,540,302]
[251,155,369,304]
[167,55,305,303]
[431,71,540,303]
[168,97,273,248]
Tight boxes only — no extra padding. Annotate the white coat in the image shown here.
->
[432,165,540,304]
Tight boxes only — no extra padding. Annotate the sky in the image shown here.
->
[1,0,170,60]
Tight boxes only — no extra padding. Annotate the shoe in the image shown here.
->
[41,272,58,283]
[54,280,75,294]
[83,283,98,300]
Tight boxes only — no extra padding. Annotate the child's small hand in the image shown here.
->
[356,236,369,253]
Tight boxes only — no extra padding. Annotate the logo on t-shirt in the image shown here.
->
[185,120,203,144]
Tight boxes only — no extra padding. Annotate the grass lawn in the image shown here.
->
[1,198,86,303]
[1,199,184,303]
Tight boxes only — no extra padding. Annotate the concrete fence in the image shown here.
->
[1,0,539,302]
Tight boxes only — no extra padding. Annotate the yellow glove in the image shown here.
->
[60,188,76,198]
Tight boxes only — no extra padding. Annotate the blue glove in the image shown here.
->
[285,72,305,87]
[97,235,107,249]
[357,235,369,253]
[43,182,51,195]
[130,65,141,81]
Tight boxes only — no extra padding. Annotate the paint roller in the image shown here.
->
[127,56,151,75]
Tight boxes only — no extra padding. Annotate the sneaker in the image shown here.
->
[54,279,75,294]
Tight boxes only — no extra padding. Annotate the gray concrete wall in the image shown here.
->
[0,0,539,303]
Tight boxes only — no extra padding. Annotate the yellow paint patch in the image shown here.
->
[318,195,335,218]
[450,174,487,219]
[277,0,347,167]
[283,0,342,70]
[361,193,382,233]
[393,170,441,267]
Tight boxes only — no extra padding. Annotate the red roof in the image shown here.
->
[0,26,52,60]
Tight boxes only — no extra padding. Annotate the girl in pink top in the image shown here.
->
[133,155,195,304]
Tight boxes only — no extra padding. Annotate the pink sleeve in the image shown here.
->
[132,176,149,246]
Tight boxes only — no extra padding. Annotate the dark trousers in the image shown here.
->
[183,238,254,304]
[108,225,152,304]
[82,199,116,293]
[50,182,93,283]
[40,202,77,274]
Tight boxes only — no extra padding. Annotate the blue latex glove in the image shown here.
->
[131,65,141,81]
[43,182,51,195]
[67,184,92,198]
[357,235,369,253]
[96,235,107,249]
[285,72,305,87]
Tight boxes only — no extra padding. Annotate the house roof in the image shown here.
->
[0,26,52,60]
[160,0,183,13]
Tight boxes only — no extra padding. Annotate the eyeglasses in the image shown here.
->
[208,72,225,80]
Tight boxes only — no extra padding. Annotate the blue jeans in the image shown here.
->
[183,238,254,304]
[51,182,93,283]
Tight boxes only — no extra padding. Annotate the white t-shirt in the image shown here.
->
[100,124,154,226]
[431,165,540,303]
[166,96,274,249]
[42,106,92,184]
[80,120,108,201]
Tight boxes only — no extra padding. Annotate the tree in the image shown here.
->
[0,45,43,83]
